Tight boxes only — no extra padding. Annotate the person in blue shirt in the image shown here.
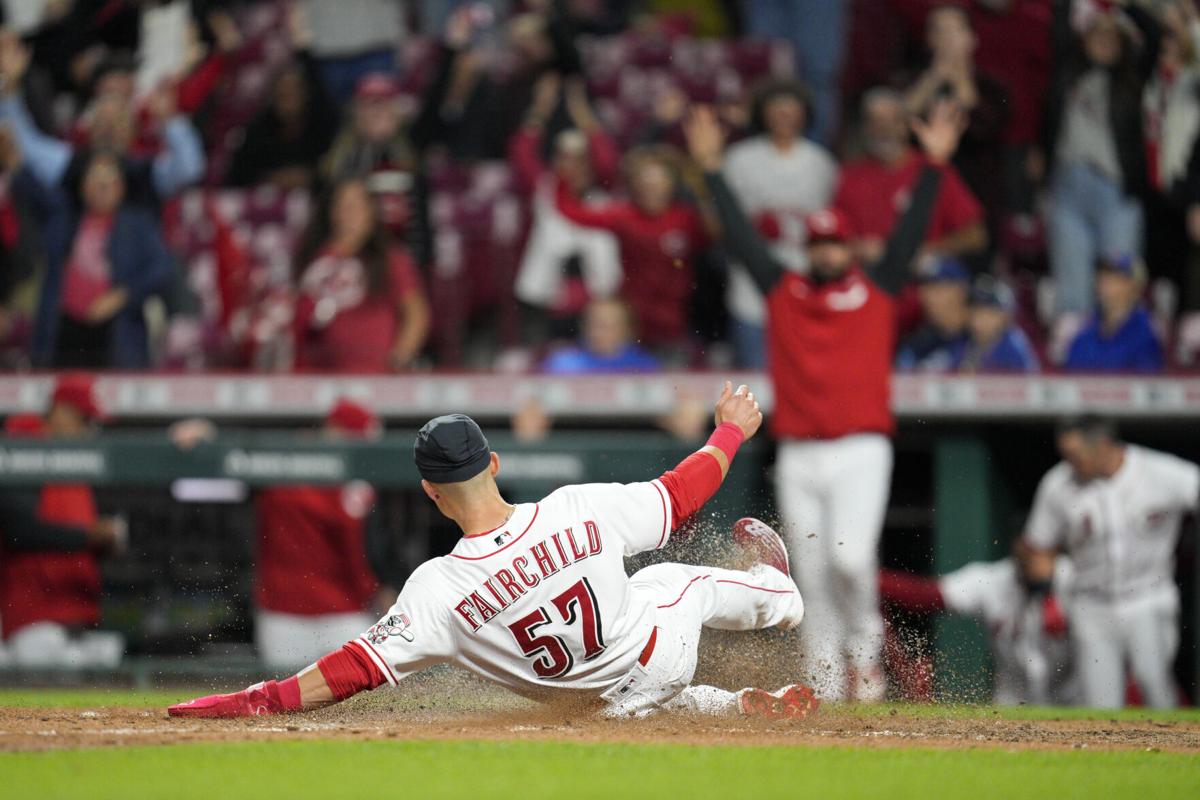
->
[541,298,662,374]
[1064,255,1164,372]
[896,257,971,371]
[958,276,1040,372]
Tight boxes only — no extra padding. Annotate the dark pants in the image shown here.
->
[54,315,111,368]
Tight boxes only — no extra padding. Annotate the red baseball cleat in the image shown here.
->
[738,684,820,719]
[168,682,280,718]
[732,517,790,575]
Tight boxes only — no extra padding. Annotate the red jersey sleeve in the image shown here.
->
[554,182,632,234]
[508,127,545,194]
[586,129,621,188]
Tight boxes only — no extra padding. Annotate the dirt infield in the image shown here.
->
[3,681,1198,754]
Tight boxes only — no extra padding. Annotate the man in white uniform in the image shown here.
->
[1025,414,1200,708]
[169,383,816,720]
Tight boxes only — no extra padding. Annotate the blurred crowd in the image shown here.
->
[0,0,1198,374]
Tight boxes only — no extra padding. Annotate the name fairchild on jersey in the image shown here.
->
[454,521,604,631]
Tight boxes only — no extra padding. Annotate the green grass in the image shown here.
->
[1,690,1197,800]
[2,739,1197,800]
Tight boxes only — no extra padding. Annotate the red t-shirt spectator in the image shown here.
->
[834,149,983,244]
[293,246,424,372]
[555,185,708,345]
[254,484,379,616]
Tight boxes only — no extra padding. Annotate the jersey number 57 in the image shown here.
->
[506,577,606,679]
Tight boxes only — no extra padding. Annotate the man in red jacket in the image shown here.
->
[687,100,965,701]
[254,398,386,668]
[0,373,126,667]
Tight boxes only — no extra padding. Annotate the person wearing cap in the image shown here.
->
[172,386,827,721]
[895,256,972,371]
[0,374,128,667]
[253,398,393,668]
[686,99,965,701]
[959,276,1040,373]
[322,71,432,262]
[1064,254,1165,372]
[721,78,838,368]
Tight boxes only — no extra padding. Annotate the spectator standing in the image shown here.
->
[323,72,431,266]
[834,88,986,269]
[721,79,838,368]
[687,100,963,700]
[895,257,971,371]
[293,179,431,372]
[541,298,661,374]
[299,0,405,107]
[226,7,339,190]
[28,153,173,369]
[1143,1,1200,308]
[958,276,1040,373]
[1064,255,1164,372]
[0,126,43,367]
[1025,415,1199,708]
[555,147,708,351]
[743,0,848,145]
[902,5,1010,240]
[0,32,204,207]
[510,74,622,339]
[0,375,127,668]
[255,399,389,668]
[1044,1,1160,315]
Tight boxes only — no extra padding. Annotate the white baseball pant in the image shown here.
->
[600,562,804,717]
[1068,588,1179,709]
[775,434,893,700]
[255,609,378,669]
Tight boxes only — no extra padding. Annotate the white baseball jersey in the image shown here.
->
[355,481,673,698]
[1025,445,1200,602]
[939,558,1075,705]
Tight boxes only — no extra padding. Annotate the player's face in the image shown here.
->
[808,240,853,280]
[762,95,806,141]
[45,404,90,438]
[1057,431,1102,483]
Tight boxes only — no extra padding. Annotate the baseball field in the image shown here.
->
[1,674,1197,800]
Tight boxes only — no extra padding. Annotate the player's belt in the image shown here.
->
[638,627,658,667]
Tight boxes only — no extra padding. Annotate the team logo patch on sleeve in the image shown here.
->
[366,613,414,645]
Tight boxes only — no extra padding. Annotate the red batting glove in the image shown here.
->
[1042,594,1068,638]
[168,678,299,718]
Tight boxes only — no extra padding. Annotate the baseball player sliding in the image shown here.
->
[169,383,817,720]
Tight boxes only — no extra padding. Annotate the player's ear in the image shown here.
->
[489,452,500,477]
[420,479,439,503]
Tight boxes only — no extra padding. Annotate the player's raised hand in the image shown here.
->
[714,381,762,441]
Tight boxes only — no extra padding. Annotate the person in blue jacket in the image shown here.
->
[541,298,661,374]
[25,153,174,369]
[1064,255,1164,372]
[958,276,1040,372]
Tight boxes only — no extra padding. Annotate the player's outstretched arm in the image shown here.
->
[167,641,386,718]
[656,382,761,529]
